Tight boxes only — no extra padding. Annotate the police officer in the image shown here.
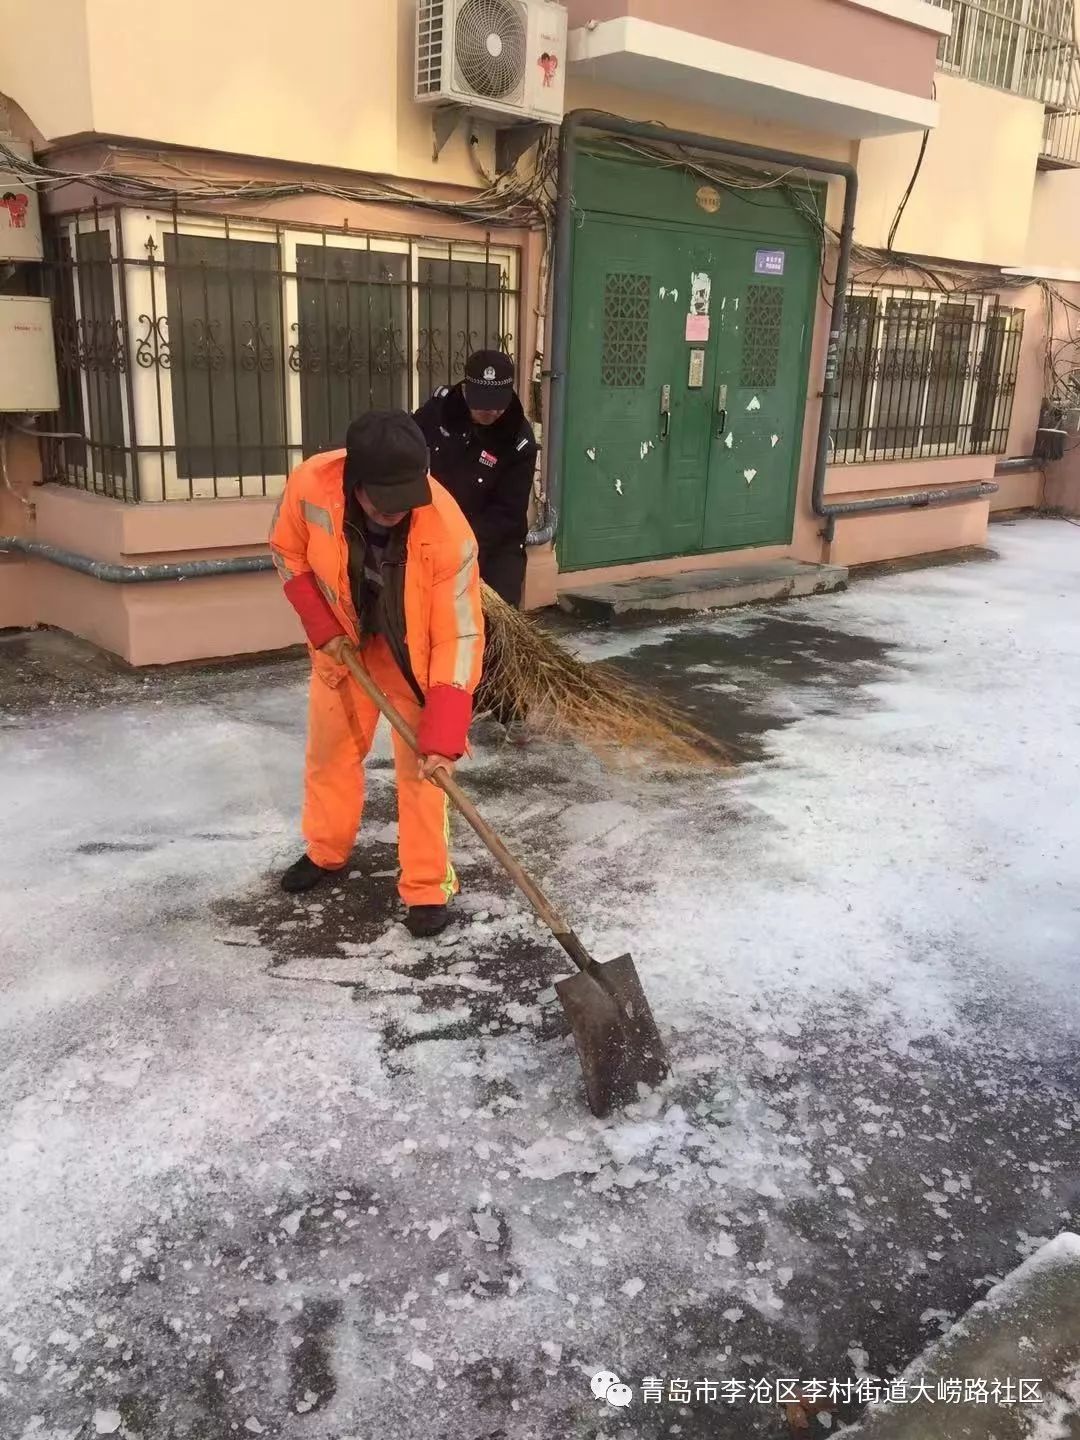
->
[414,351,537,735]
[413,350,537,609]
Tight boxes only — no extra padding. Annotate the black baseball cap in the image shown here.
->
[343,410,431,513]
[463,350,514,412]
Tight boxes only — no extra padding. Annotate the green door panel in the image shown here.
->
[701,239,816,552]
[573,150,824,240]
[561,216,707,572]
[665,232,723,558]
[560,155,820,571]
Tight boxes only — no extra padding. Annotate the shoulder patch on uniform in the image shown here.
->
[434,386,449,398]
[516,436,531,451]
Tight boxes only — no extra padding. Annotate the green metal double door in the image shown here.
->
[562,214,816,572]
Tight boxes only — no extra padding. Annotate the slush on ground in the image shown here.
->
[2,518,1079,1438]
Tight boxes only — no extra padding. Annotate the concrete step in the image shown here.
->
[557,560,848,621]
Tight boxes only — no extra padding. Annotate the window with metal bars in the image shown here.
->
[294,243,410,458]
[163,232,288,482]
[42,206,520,503]
[933,0,1077,107]
[831,287,1024,463]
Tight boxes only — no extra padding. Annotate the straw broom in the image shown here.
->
[478,583,734,770]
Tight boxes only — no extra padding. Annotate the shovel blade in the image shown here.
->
[555,953,670,1118]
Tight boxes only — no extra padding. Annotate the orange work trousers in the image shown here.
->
[302,636,457,908]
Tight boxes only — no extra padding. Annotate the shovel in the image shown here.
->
[339,644,671,1118]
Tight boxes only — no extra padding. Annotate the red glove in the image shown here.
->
[283,572,345,650]
[416,685,473,760]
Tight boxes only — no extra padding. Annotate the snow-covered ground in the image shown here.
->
[2,517,1079,1439]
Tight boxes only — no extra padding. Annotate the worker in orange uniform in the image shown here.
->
[269,410,483,938]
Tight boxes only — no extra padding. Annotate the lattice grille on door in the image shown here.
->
[601,272,651,387]
[741,284,784,388]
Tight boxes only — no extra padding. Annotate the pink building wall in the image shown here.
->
[0,140,543,663]
[562,0,940,98]
[1044,449,1080,512]
[0,431,38,630]
[2,152,1065,664]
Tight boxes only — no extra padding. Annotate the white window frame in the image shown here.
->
[971,302,1026,446]
[282,231,518,442]
[61,209,521,501]
[122,210,287,502]
[837,286,1011,463]
[409,239,520,407]
[280,228,413,462]
[58,212,136,498]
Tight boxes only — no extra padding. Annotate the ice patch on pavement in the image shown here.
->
[3,521,1080,1436]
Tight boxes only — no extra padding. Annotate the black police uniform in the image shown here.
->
[413,383,537,607]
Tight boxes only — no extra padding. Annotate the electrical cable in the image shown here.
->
[620,123,1080,441]
[0,139,557,231]
[10,123,1080,426]
[887,82,935,253]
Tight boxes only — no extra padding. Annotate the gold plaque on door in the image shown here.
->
[695,185,722,214]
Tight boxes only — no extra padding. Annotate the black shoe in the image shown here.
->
[403,904,451,938]
[280,854,344,894]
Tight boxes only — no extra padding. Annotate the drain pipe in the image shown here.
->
[994,456,1040,474]
[534,110,996,551]
[526,109,578,548]
[0,535,274,582]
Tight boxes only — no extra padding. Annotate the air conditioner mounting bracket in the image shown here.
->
[496,120,549,174]
[432,106,468,161]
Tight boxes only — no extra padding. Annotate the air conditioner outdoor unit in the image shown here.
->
[416,0,567,124]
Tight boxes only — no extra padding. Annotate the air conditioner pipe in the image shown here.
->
[533,110,996,552]
[0,535,275,582]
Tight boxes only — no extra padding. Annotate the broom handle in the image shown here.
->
[339,646,595,973]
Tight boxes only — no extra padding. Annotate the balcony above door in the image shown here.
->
[565,0,948,137]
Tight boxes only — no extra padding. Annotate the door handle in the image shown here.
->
[715,381,728,439]
[659,383,671,441]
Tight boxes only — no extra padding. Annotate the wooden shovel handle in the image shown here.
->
[339,644,589,966]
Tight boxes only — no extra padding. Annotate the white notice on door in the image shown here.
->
[690,272,711,316]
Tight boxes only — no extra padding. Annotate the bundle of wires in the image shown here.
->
[0,136,557,231]
[1034,401,1068,462]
